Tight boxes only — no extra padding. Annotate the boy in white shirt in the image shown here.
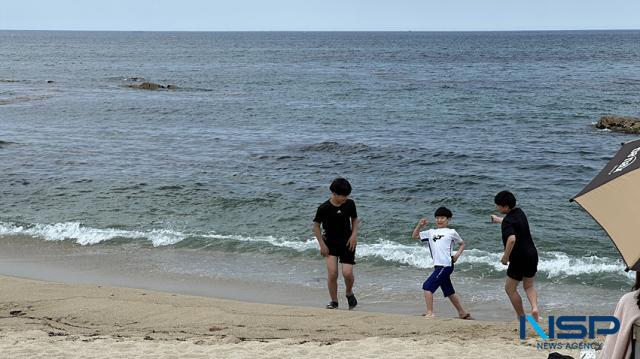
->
[411,207,471,319]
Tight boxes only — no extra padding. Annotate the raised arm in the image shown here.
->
[412,219,428,240]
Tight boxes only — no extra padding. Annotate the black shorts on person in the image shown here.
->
[507,255,538,281]
[501,207,539,281]
[325,239,355,265]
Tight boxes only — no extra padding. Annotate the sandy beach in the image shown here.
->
[0,275,587,358]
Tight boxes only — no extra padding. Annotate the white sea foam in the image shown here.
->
[0,221,631,279]
[147,229,187,246]
[356,239,433,268]
[0,222,185,247]
[538,251,630,278]
[355,242,630,278]
[205,233,630,278]
[202,233,318,252]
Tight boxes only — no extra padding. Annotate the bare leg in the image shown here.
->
[325,256,339,302]
[342,263,354,295]
[424,291,434,316]
[447,293,468,317]
[505,277,525,318]
[522,276,539,322]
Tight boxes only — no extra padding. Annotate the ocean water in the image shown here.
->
[1,30,640,317]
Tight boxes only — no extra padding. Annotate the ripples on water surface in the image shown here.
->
[1,31,639,295]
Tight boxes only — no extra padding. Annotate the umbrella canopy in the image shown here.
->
[572,138,640,271]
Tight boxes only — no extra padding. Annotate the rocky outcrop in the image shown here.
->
[0,140,15,148]
[595,115,640,134]
[128,82,177,90]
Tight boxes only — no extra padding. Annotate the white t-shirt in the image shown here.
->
[419,228,463,267]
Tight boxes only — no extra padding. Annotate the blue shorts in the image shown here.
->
[423,266,455,297]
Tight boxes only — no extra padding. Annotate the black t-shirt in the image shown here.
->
[313,199,358,242]
[501,207,538,262]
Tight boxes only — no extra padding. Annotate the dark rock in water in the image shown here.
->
[0,140,15,148]
[127,82,178,90]
[46,80,54,83]
[128,82,165,90]
[48,331,67,337]
[595,115,640,134]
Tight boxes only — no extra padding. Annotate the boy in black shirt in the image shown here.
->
[490,190,540,321]
[312,178,359,310]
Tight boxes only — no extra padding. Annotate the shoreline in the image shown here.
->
[0,234,622,321]
[0,274,584,358]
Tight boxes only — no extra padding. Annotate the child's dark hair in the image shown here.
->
[330,177,352,196]
[494,190,516,209]
[434,207,453,218]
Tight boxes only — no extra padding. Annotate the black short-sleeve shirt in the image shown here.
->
[501,207,538,262]
[313,199,358,242]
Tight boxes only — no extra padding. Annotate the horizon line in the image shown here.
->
[1,28,639,33]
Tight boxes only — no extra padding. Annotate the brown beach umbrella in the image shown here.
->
[571,138,640,270]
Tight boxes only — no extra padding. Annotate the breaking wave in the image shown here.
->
[0,222,185,247]
[0,221,632,281]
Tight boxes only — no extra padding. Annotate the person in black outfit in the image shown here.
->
[312,178,359,310]
[490,190,540,322]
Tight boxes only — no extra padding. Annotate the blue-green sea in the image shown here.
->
[1,30,639,318]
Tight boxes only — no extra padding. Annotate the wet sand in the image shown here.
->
[0,235,620,322]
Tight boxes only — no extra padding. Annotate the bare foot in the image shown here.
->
[531,308,539,322]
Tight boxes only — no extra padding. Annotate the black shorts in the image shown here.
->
[326,239,356,265]
[507,256,538,281]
